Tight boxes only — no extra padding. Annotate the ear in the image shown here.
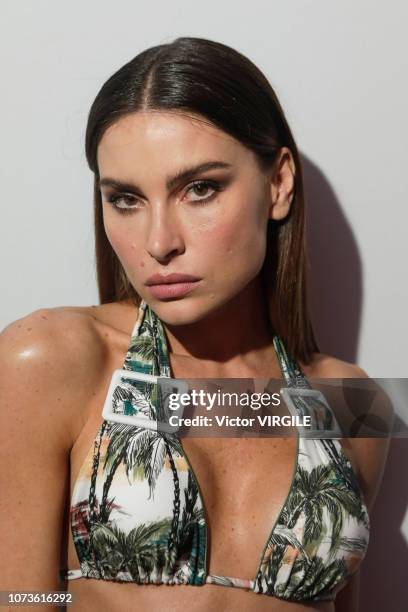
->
[267,147,296,222]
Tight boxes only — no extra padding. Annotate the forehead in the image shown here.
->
[97,111,251,176]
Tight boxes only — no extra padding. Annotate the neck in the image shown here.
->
[161,277,275,367]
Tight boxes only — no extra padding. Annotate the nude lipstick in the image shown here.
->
[145,273,202,300]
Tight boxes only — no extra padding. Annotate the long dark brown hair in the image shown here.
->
[84,36,319,364]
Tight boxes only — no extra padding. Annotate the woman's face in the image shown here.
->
[97,111,292,325]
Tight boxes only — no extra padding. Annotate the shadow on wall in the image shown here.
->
[301,154,408,610]
[301,154,362,363]
[360,438,408,612]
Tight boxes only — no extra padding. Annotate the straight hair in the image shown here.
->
[85,36,319,364]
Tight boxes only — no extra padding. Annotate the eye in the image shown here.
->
[185,180,220,205]
[105,178,221,215]
[107,194,139,215]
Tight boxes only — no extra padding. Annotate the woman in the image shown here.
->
[0,37,390,611]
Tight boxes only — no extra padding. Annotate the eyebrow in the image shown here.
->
[98,160,233,193]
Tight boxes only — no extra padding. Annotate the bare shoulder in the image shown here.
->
[0,305,125,589]
[302,352,392,513]
[301,351,368,379]
[0,305,118,449]
[0,300,137,368]
[0,305,109,380]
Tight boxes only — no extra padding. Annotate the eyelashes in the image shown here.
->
[107,194,137,215]
[106,179,223,215]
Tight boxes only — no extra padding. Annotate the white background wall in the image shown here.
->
[1,2,407,608]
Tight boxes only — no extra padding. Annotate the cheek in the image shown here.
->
[104,220,125,254]
[103,216,139,264]
[203,204,266,265]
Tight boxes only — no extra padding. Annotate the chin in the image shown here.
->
[144,296,217,327]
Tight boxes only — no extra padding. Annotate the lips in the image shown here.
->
[145,272,202,300]
[145,272,201,286]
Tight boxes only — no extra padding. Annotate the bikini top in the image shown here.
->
[61,300,370,603]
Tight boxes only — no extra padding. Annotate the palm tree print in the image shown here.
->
[98,380,185,557]
[89,519,171,580]
[254,441,370,599]
[285,463,363,542]
[66,300,370,602]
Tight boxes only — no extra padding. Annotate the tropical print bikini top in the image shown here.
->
[61,299,370,603]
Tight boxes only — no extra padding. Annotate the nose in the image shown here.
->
[145,202,185,262]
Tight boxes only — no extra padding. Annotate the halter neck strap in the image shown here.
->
[124,299,310,388]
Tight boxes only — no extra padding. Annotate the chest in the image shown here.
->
[180,436,298,539]
[167,352,297,535]
[66,349,301,581]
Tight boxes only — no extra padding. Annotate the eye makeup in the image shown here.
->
[103,178,226,215]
